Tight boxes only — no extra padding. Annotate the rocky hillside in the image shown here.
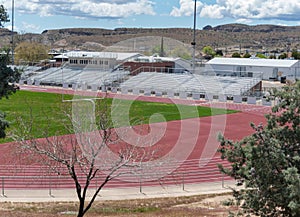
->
[1,24,299,55]
[0,28,15,47]
[204,23,300,33]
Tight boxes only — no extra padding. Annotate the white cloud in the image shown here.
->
[200,5,225,19]
[170,0,203,17]
[71,0,155,18]
[4,24,17,32]
[5,21,40,33]
[236,18,253,24]
[21,22,41,33]
[200,0,300,21]
[5,0,155,19]
[171,0,300,22]
[276,23,289,26]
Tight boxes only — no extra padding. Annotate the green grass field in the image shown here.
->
[0,91,237,143]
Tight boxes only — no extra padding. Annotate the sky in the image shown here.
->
[2,0,300,34]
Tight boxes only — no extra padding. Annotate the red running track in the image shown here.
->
[0,85,269,189]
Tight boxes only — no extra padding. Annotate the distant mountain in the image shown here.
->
[208,23,300,33]
[1,24,299,54]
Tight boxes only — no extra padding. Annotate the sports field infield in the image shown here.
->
[0,91,237,143]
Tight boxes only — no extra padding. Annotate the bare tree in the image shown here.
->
[12,96,155,217]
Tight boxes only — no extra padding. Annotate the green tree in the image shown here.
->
[215,49,223,57]
[170,46,192,60]
[232,52,241,58]
[15,41,49,65]
[202,46,216,59]
[0,52,20,138]
[218,81,300,217]
[291,49,300,60]
[256,53,267,58]
[243,53,251,58]
[151,43,168,57]
[0,5,9,28]
[279,52,287,59]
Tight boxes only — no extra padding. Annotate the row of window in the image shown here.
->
[69,59,110,65]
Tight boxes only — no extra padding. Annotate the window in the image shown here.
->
[70,59,77,64]
[236,66,246,77]
[273,68,278,78]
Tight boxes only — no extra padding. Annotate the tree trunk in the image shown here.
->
[77,196,85,217]
[77,202,84,217]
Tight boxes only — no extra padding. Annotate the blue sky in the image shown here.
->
[2,0,300,33]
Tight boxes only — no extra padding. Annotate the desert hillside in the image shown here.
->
[1,24,299,55]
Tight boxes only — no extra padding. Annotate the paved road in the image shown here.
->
[0,180,237,202]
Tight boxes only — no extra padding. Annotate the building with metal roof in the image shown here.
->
[205,58,300,81]
[65,51,142,63]
[121,55,193,75]
[53,51,143,69]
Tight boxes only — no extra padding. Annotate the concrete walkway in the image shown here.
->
[0,181,237,203]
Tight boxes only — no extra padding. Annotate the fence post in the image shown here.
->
[1,177,5,197]
[49,177,54,197]
[139,175,142,194]
[182,173,185,191]
[222,173,224,188]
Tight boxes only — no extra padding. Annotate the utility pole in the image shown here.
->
[191,0,197,73]
[11,0,15,65]
[160,37,164,57]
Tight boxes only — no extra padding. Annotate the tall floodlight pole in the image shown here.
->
[11,0,15,65]
[192,0,197,73]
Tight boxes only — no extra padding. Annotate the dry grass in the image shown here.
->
[0,193,239,216]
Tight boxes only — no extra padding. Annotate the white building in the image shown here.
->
[55,51,142,69]
[129,55,193,73]
[205,58,300,81]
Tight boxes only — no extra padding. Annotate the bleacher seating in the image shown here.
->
[22,66,264,104]
[27,67,130,87]
[121,72,261,96]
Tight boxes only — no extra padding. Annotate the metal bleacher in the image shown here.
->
[121,72,261,96]
[27,67,130,87]
[22,65,263,104]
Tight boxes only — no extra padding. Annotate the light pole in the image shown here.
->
[11,0,15,65]
[192,0,197,73]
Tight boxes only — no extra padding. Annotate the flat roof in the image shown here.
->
[207,57,299,68]
[134,56,178,62]
[65,51,142,61]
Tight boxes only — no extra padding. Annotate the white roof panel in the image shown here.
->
[66,51,141,61]
[207,58,299,68]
